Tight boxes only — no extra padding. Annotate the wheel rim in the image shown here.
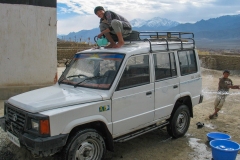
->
[75,139,101,160]
[176,111,188,133]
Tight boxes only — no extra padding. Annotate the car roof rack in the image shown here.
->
[126,31,195,52]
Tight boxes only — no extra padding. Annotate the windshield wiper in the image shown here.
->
[73,75,108,88]
[67,74,88,78]
[59,74,88,85]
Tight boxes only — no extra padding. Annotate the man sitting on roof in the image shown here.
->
[94,6,132,48]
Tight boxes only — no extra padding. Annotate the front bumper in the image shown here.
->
[0,116,68,157]
[21,132,68,157]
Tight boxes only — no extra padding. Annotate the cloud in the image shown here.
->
[57,0,240,34]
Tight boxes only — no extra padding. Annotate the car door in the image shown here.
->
[178,50,202,106]
[153,52,180,120]
[112,54,154,136]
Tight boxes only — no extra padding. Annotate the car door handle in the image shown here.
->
[173,85,178,89]
[146,91,152,95]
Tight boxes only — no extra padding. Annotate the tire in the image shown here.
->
[61,129,106,160]
[167,105,190,138]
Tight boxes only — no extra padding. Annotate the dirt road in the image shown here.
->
[0,68,240,160]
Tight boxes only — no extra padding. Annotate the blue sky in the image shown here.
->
[57,0,240,35]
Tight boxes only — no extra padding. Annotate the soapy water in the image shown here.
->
[202,70,240,100]
[204,123,217,129]
[215,145,235,151]
[188,138,240,160]
[202,88,240,101]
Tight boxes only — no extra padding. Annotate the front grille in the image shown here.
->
[5,103,27,135]
[8,107,26,127]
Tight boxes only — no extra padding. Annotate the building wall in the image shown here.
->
[0,1,57,99]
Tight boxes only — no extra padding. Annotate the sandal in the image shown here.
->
[196,122,204,129]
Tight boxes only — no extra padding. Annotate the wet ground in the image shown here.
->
[0,68,240,160]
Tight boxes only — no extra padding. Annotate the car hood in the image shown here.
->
[8,84,103,113]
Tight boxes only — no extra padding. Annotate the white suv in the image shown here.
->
[0,31,203,160]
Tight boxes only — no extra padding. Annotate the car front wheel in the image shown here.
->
[62,129,106,160]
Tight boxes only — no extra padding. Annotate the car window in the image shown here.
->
[154,52,177,80]
[178,50,197,75]
[117,55,150,90]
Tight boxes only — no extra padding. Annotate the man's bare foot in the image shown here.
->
[113,41,124,48]
[104,43,115,48]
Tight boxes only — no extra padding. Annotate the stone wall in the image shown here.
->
[57,42,92,60]
[57,44,240,74]
[199,55,240,74]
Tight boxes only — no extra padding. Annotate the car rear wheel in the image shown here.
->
[167,105,190,138]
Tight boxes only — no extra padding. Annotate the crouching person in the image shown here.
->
[94,6,132,48]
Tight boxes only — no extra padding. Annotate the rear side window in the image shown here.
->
[117,55,150,90]
[178,50,197,75]
[153,52,177,80]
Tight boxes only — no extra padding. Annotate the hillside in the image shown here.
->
[168,15,240,40]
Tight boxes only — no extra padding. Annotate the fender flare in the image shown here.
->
[62,115,112,134]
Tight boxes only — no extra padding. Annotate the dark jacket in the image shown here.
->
[100,11,132,31]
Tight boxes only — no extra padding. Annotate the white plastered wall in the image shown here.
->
[0,4,57,99]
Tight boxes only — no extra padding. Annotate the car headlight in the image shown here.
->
[31,119,39,131]
[30,118,50,135]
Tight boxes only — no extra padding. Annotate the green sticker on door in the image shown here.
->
[99,105,110,112]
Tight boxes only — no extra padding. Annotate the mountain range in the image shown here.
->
[58,14,240,48]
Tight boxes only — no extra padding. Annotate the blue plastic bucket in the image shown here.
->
[207,132,231,141]
[210,140,240,160]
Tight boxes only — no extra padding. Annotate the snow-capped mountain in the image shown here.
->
[145,17,179,27]
[130,17,180,29]
[130,18,147,27]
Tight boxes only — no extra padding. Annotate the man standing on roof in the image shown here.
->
[94,6,132,48]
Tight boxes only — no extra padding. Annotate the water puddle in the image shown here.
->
[188,138,212,160]
[205,123,217,129]
[160,136,172,143]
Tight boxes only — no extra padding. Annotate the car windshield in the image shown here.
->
[59,52,125,89]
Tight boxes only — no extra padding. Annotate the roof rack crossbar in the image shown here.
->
[123,31,195,52]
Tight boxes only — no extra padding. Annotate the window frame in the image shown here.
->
[177,50,198,76]
[116,54,150,91]
[153,52,178,82]
[58,52,126,90]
